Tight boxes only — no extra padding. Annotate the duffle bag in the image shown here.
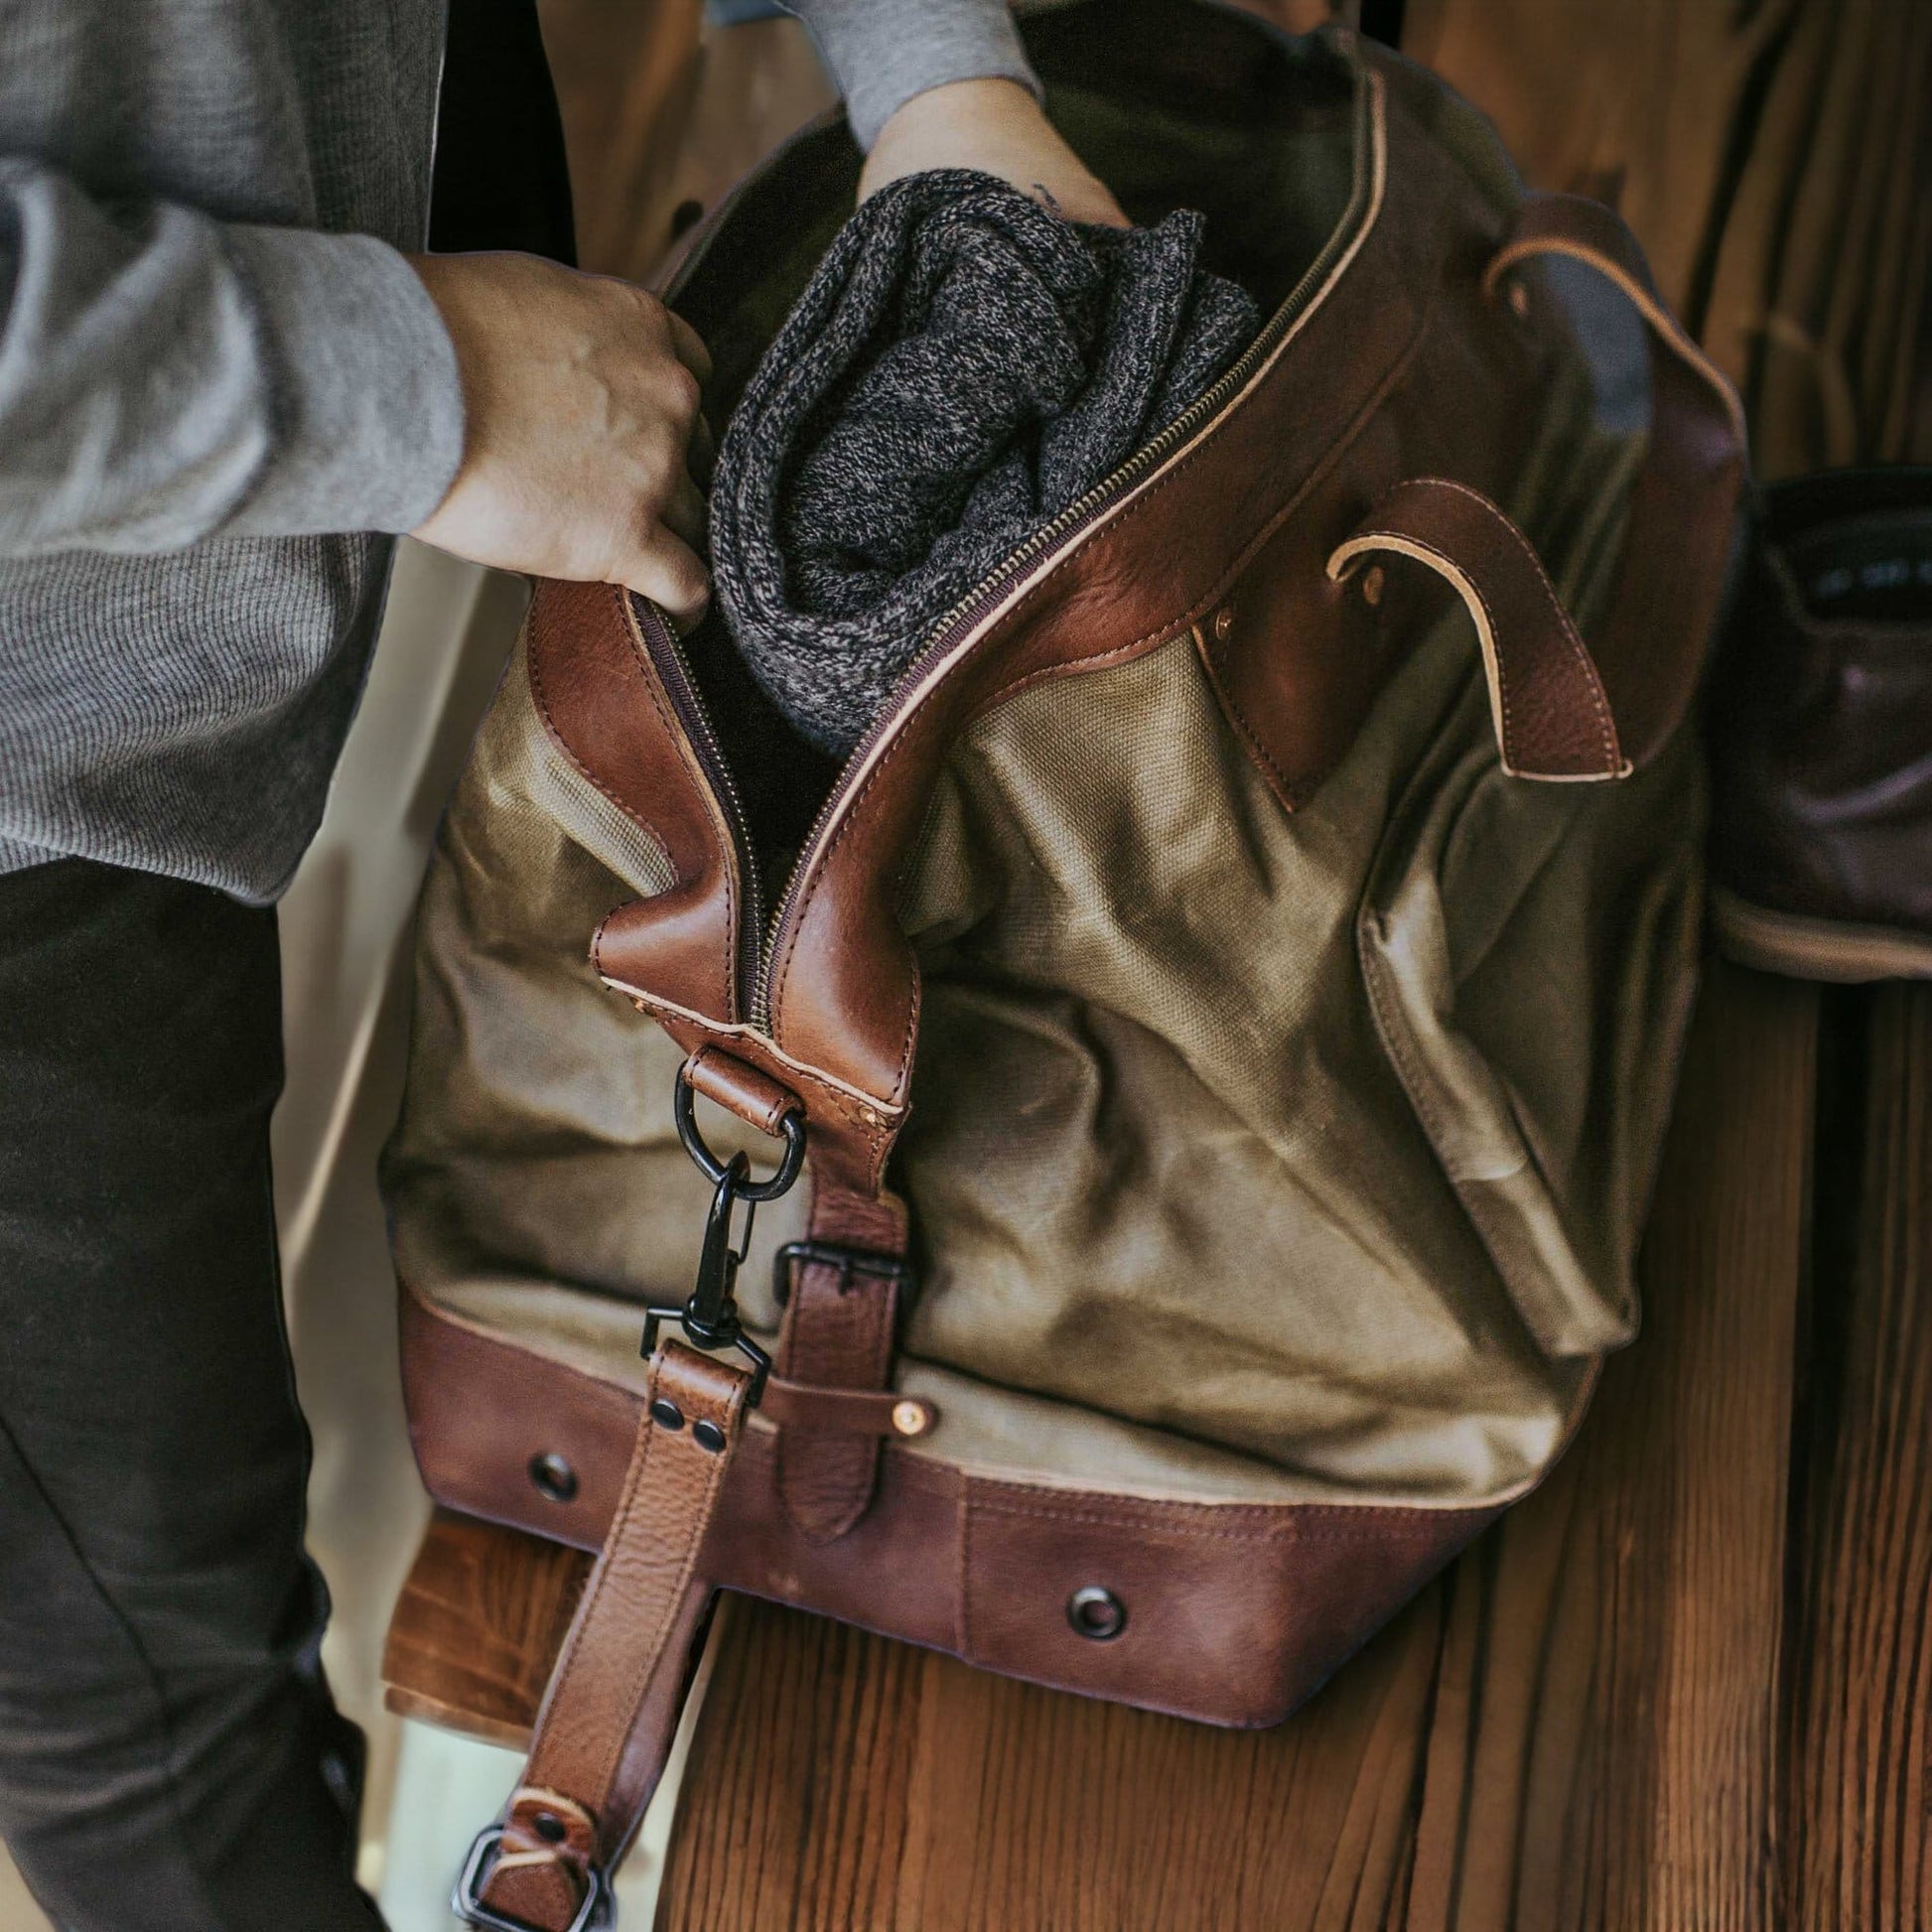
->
[380,6,1747,1924]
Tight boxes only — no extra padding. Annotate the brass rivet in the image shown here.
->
[1360,564,1386,608]
[860,1106,880,1127]
[1211,605,1236,641]
[892,1399,928,1438]
[1507,280,1530,320]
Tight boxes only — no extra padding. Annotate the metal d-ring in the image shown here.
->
[672,1072,807,1202]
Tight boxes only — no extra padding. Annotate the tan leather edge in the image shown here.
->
[1328,477,1627,781]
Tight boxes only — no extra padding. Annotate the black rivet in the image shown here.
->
[691,1418,727,1453]
[527,1452,578,1504]
[1067,1586,1127,1641]
[531,1810,568,1846]
[649,1397,685,1432]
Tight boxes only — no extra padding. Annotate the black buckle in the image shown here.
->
[641,1074,808,1406]
[771,1240,917,1310]
[453,1825,611,1932]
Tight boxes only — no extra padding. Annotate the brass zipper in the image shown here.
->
[631,612,765,1020]
[643,41,1379,1037]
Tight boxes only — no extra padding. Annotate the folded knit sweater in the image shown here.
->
[710,169,1259,757]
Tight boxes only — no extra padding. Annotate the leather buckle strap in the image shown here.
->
[771,1183,912,1543]
[456,1342,751,1932]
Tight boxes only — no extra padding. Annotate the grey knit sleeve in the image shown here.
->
[782,0,1042,150]
[0,157,464,557]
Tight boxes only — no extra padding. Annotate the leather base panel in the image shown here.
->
[401,1283,1495,1729]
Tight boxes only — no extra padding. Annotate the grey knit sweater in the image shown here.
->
[0,0,1036,899]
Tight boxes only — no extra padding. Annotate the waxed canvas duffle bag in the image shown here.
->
[381,6,1747,1924]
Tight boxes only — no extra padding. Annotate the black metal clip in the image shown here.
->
[640,1073,807,1406]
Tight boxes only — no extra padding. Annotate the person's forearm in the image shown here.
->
[0,157,463,557]
[784,0,1041,150]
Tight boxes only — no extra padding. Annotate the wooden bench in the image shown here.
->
[381,960,1932,1926]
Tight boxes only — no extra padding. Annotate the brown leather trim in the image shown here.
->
[681,1044,800,1137]
[399,1280,1496,1728]
[1329,477,1626,780]
[529,581,743,1024]
[477,1343,750,1928]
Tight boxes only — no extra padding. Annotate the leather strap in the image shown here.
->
[772,1180,910,1543]
[760,1375,933,1439]
[1487,193,1747,769]
[468,1342,749,1930]
[681,1044,799,1138]
[1329,478,1627,780]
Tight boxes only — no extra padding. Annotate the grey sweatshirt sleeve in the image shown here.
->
[0,157,464,558]
[784,0,1042,151]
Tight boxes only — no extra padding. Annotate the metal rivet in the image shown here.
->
[1360,564,1385,608]
[1067,1585,1127,1641]
[892,1399,928,1438]
[528,1452,579,1504]
[1507,280,1530,320]
[649,1398,685,1432]
[691,1418,728,1453]
[1211,605,1236,641]
[532,1811,568,1846]
[860,1106,880,1127]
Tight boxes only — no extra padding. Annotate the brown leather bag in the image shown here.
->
[381,9,1747,1924]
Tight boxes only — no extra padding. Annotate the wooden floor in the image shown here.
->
[642,962,1930,1931]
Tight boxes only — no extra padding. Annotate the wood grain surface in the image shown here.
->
[1785,987,1932,1930]
[382,1510,588,1750]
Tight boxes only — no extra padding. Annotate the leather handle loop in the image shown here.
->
[1477,192,1748,769]
[1328,478,1628,781]
[464,1342,751,1932]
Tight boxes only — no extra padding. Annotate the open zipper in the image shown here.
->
[642,44,1380,1037]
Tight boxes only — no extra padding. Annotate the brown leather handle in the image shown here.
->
[1334,196,1746,783]
[1485,193,1747,770]
[1328,478,1628,781]
[459,1342,752,1931]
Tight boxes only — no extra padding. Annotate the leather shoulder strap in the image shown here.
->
[459,1342,750,1931]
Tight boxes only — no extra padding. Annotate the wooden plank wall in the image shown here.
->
[1403,0,1932,475]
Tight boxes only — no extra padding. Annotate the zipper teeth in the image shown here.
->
[639,613,764,1018]
[750,64,1375,1030]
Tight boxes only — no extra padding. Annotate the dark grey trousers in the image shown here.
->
[0,858,381,1930]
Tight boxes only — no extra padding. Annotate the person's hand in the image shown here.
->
[406,251,715,625]
[860,78,1129,229]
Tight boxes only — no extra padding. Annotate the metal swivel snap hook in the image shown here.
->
[639,1071,807,1404]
